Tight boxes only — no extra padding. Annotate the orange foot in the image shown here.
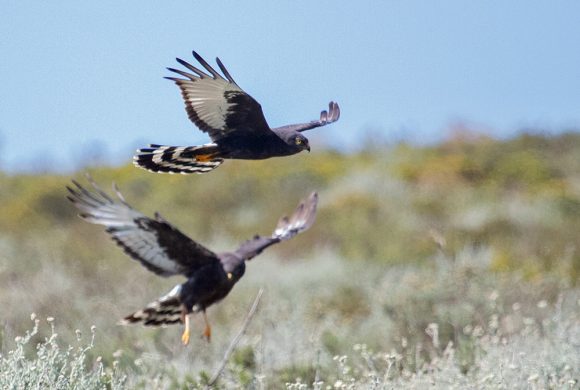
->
[181,314,190,346]
[203,324,212,342]
[202,310,211,342]
[181,328,190,345]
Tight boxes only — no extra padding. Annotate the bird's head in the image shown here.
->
[290,134,310,152]
[226,264,245,283]
[222,254,246,284]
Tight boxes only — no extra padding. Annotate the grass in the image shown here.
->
[1,132,580,387]
[1,251,578,388]
[0,316,126,389]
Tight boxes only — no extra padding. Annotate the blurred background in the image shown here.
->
[1,1,579,388]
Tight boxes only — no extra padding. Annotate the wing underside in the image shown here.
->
[66,176,220,277]
[233,192,318,261]
[271,101,340,134]
[166,51,271,141]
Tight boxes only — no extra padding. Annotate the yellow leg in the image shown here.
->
[181,313,191,346]
[202,310,211,342]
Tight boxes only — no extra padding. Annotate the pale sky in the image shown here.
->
[1,1,579,172]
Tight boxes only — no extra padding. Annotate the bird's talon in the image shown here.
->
[203,325,212,342]
[181,328,190,345]
[181,312,191,345]
[202,310,212,342]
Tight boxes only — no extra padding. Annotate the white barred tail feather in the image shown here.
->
[133,143,224,174]
[121,285,184,327]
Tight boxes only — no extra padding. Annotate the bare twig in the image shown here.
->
[206,288,264,387]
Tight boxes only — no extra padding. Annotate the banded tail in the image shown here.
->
[121,285,184,327]
[133,143,224,174]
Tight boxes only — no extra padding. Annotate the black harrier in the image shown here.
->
[66,177,318,344]
[134,51,340,174]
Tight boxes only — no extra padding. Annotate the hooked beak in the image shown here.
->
[305,144,311,152]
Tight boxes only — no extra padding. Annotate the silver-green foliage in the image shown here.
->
[0,315,126,390]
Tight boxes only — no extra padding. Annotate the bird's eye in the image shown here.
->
[227,272,233,280]
[295,138,303,145]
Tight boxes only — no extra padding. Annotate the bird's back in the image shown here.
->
[180,260,245,311]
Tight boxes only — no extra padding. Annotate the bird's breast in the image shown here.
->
[218,133,298,159]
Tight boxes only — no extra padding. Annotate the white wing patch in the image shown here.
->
[110,224,185,276]
[67,178,188,277]
[165,52,270,139]
[178,77,244,131]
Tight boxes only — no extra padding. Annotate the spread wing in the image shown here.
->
[66,176,220,277]
[271,101,340,133]
[166,51,272,141]
[233,192,318,261]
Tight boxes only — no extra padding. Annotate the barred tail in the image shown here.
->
[121,285,184,327]
[133,143,224,174]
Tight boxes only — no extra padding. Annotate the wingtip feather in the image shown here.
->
[273,191,319,239]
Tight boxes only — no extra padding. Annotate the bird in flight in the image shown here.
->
[134,51,340,174]
[66,176,318,344]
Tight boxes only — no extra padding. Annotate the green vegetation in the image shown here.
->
[1,132,579,388]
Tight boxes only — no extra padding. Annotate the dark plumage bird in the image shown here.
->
[134,51,340,174]
[66,176,318,344]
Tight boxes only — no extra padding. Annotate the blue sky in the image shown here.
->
[1,1,579,172]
